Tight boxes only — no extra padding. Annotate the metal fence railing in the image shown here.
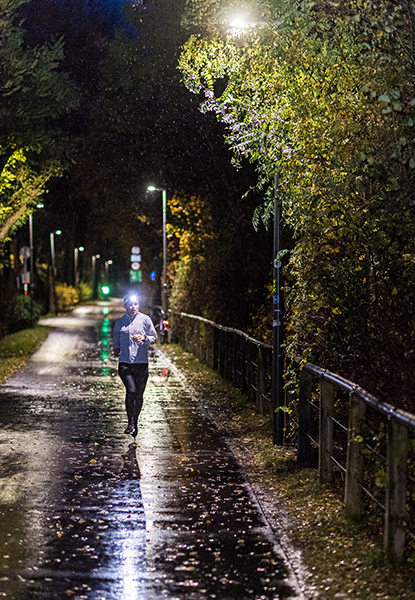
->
[171,311,273,417]
[297,359,415,562]
[172,311,415,561]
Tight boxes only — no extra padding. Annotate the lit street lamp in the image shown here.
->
[50,230,62,278]
[74,246,84,287]
[28,203,44,326]
[49,229,62,315]
[272,174,284,445]
[227,15,284,445]
[147,185,168,316]
[92,254,101,300]
[104,259,113,280]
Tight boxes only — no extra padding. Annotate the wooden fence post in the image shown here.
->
[195,321,200,357]
[212,327,218,371]
[344,392,366,518]
[207,324,213,369]
[246,342,254,402]
[225,331,231,381]
[384,417,408,562]
[319,377,334,483]
[232,333,238,387]
[217,329,223,376]
[223,330,228,379]
[240,339,247,394]
[256,346,265,415]
[183,318,188,351]
[297,369,312,464]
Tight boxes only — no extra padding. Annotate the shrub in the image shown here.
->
[77,281,93,302]
[55,283,79,311]
[12,295,42,332]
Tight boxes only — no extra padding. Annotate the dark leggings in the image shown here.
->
[118,363,149,427]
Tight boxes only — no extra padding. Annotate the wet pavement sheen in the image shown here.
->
[0,305,305,600]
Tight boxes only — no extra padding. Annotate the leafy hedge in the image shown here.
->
[12,295,42,332]
[55,283,79,311]
[179,0,415,410]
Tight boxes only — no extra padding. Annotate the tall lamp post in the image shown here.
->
[49,229,62,314]
[226,15,284,442]
[92,254,100,300]
[272,174,284,445]
[74,246,84,287]
[50,230,62,278]
[28,203,44,327]
[147,186,168,316]
[104,259,113,280]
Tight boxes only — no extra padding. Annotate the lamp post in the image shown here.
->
[50,230,62,278]
[29,213,33,291]
[49,229,61,314]
[74,246,84,287]
[104,259,112,280]
[227,17,284,444]
[92,254,100,300]
[28,203,44,327]
[147,186,168,316]
[272,173,284,445]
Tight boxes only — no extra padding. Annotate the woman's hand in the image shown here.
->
[132,334,146,343]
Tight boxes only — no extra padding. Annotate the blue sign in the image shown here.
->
[150,270,156,281]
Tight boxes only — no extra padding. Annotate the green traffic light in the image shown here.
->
[101,285,111,295]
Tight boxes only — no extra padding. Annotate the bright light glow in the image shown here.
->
[147,185,156,191]
[101,285,111,295]
[124,294,139,305]
[108,260,113,265]
[55,230,62,235]
[79,246,85,252]
[230,13,249,29]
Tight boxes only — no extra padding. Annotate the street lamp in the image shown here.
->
[92,254,100,300]
[147,185,168,316]
[28,203,44,326]
[272,173,284,445]
[227,16,284,444]
[74,246,84,287]
[229,13,250,29]
[50,230,62,278]
[49,229,61,315]
[104,259,113,280]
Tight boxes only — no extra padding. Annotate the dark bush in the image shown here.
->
[12,295,42,332]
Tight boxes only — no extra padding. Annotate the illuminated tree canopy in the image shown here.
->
[179,0,415,407]
[0,0,79,242]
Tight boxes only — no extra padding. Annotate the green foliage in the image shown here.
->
[179,0,415,409]
[55,283,78,311]
[0,0,80,243]
[168,192,216,315]
[77,281,93,303]
[12,294,42,331]
[167,189,271,327]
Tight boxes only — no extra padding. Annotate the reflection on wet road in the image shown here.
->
[0,305,305,599]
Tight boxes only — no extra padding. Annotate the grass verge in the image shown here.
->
[0,326,53,384]
[163,343,415,600]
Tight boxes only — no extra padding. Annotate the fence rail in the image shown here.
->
[172,311,273,417]
[172,311,415,561]
[297,359,415,561]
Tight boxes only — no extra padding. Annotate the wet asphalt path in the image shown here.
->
[0,305,305,600]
